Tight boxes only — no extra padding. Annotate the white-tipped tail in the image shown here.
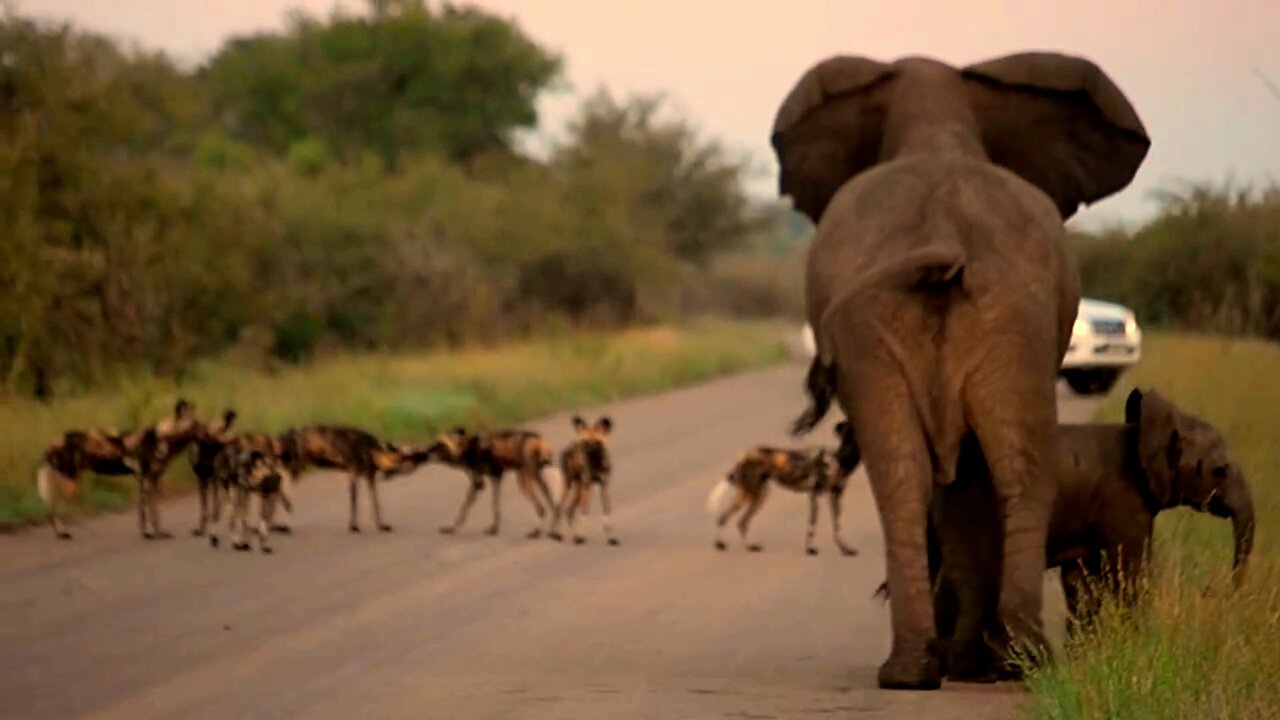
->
[707,479,734,515]
[36,463,54,506]
[544,467,565,504]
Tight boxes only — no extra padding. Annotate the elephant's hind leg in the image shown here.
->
[853,392,942,690]
[964,370,1058,672]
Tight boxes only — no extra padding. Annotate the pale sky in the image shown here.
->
[19,0,1280,230]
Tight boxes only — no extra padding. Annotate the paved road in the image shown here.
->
[0,359,1100,720]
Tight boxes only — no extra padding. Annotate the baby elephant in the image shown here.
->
[887,387,1256,682]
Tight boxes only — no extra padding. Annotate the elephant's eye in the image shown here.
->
[1212,465,1229,480]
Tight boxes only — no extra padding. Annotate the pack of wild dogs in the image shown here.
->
[33,378,1253,680]
[37,402,619,553]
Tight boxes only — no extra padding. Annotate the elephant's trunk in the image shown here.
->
[1207,469,1256,588]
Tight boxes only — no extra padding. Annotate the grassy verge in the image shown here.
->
[1025,332,1280,719]
[0,319,790,529]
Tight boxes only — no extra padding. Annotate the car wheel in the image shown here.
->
[1064,369,1120,395]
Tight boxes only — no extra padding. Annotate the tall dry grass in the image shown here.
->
[0,319,789,528]
[1025,333,1280,719]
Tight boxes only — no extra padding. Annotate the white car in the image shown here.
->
[1060,297,1142,395]
[799,297,1142,396]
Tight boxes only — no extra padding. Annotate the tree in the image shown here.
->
[199,0,562,166]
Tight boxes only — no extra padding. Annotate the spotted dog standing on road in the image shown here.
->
[707,421,861,555]
[190,409,239,538]
[274,425,424,534]
[547,416,618,546]
[36,399,205,540]
[429,426,558,538]
[207,448,290,554]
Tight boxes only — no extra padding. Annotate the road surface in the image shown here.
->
[1,358,1100,719]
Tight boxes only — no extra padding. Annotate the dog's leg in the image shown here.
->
[552,481,580,543]
[485,474,502,536]
[347,472,361,533]
[193,477,209,537]
[138,475,152,539]
[40,466,74,540]
[147,475,172,540]
[232,488,252,552]
[257,493,275,554]
[209,485,234,549]
[599,482,619,546]
[571,484,591,545]
[439,474,481,535]
[271,471,294,534]
[829,485,858,556]
[516,472,547,539]
[369,473,392,532]
[533,470,557,538]
[547,476,573,542]
[806,489,820,556]
[738,486,768,552]
[714,491,746,551]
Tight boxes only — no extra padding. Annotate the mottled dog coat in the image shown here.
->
[430,426,557,538]
[37,399,204,539]
[708,421,861,555]
[548,416,618,546]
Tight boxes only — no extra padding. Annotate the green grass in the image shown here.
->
[0,319,790,529]
[1024,332,1280,719]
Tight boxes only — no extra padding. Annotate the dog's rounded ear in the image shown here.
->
[1124,388,1145,424]
[452,426,466,436]
[597,416,612,434]
[572,415,587,431]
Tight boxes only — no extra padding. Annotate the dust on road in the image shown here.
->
[0,360,1100,719]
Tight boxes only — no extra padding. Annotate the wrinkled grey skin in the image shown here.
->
[916,387,1256,682]
[774,52,1149,689]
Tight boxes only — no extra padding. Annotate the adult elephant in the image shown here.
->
[777,53,1149,689]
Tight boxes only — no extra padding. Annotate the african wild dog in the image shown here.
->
[706,421,861,555]
[428,427,557,538]
[36,399,205,540]
[194,425,299,538]
[206,448,291,554]
[547,416,618,546]
[274,425,421,533]
[190,409,239,537]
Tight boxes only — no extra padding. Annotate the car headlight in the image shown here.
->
[1125,314,1139,336]
[1073,316,1089,336]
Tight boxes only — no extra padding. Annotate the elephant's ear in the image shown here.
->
[1135,389,1187,507]
[961,52,1151,220]
[771,56,896,223]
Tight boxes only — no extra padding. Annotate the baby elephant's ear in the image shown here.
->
[1134,389,1186,507]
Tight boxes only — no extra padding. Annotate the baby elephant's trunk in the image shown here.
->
[1209,469,1256,588]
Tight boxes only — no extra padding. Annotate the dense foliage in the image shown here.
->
[1069,183,1280,341]
[0,2,804,398]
